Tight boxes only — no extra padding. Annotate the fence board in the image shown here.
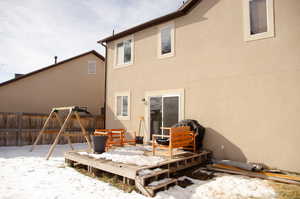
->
[0,112,104,147]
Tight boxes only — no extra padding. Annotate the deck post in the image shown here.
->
[152,140,155,156]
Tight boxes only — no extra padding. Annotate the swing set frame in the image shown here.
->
[30,106,92,160]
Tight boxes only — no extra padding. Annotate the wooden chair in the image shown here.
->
[123,130,137,145]
[94,129,136,150]
[94,129,125,150]
[152,126,197,159]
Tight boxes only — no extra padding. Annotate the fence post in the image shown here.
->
[17,112,23,146]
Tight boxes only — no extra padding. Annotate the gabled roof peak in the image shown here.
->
[98,0,201,43]
[0,50,104,87]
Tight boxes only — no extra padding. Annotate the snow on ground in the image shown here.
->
[0,144,276,199]
[79,146,165,166]
[0,144,145,199]
[172,176,277,199]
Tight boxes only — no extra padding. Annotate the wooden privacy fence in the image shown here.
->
[0,112,104,146]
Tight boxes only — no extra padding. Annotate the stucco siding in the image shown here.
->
[105,0,300,172]
[0,53,105,115]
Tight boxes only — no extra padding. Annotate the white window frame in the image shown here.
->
[115,91,131,120]
[114,35,134,69]
[87,60,97,74]
[158,22,175,59]
[243,0,274,41]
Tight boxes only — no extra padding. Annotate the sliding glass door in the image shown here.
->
[149,95,179,140]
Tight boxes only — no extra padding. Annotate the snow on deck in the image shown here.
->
[79,146,165,166]
[0,144,276,199]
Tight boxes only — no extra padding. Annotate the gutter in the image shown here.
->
[100,42,108,129]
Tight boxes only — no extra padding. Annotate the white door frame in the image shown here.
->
[144,88,185,142]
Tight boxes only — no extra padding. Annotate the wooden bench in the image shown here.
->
[94,129,136,150]
[152,126,197,159]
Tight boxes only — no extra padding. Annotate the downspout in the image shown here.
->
[100,41,108,129]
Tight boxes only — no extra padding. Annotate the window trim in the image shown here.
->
[114,35,134,69]
[114,91,131,120]
[158,22,175,59]
[87,60,97,74]
[243,0,274,41]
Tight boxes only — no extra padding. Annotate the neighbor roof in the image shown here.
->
[98,0,201,43]
[0,50,105,87]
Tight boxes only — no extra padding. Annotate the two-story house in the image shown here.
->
[98,0,300,172]
[0,50,105,115]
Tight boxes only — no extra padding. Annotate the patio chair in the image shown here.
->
[152,126,197,158]
[94,129,125,150]
[94,129,136,150]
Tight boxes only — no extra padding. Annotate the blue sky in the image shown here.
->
[0,0,183,83]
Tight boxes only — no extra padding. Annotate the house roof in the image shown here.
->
[0,50,105,87]
[98,0,201,43]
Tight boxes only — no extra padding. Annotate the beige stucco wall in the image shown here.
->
[105,0,300,172]
[0,53,105,115]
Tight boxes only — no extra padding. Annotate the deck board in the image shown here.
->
[64,147,211,197]
[65,148,210,179]
[65,152,139,179]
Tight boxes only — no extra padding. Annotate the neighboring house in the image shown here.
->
[0,50,105,115]
[98,0,300,172]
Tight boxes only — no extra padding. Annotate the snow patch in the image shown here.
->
[0,144,276,199]
[157,175,276,199]
[97,150,165,166]
[0,144,146,199]
[138,168,162,176]
[115,146,152,152]
[148,178,172,186]
[192,175,276,199]
[79,146,165,166]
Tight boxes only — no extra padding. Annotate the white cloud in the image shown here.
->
[0,0,183,83]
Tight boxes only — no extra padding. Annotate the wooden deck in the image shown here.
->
[64,146,211,197]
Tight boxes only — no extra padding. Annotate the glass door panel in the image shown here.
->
[162,96,179,135]
[149,95,180,139]
[150,97,162,140]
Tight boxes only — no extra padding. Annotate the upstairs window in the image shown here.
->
[158,22,175,58]
[88,61,96,74]
[243,0,274,41]
[250,0,267,34]
[115,91,130,120]
[115,36,134,68]
[161,28,172,54]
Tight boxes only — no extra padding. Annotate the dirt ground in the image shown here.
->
[270,181,300,199]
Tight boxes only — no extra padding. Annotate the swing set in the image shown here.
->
[30,106,92,160]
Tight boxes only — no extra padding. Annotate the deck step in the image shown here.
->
[145,178,178,196]
[137,168,169,186]
[138,168,169,178]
